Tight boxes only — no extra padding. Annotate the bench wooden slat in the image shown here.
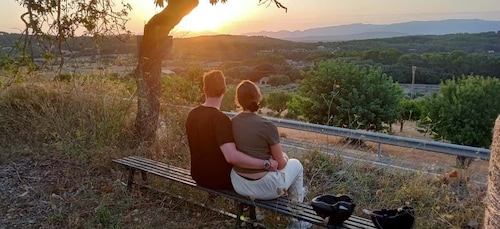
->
[118,157,198,186]
[113,156,377,229]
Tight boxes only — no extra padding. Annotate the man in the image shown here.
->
[185,70,278,190]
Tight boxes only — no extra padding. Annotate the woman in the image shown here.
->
[230,80,306,202]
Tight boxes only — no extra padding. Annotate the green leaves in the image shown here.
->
[266,90,292,116]
[293,59,403,131]
[421,75,500,148]
[14,0,132,72]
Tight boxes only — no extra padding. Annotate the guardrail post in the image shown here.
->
[377,143,382,158]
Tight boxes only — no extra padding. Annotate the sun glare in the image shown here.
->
[175,1,245,33]
[129,1,260,35]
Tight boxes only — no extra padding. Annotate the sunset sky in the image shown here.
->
[1,0,499,36]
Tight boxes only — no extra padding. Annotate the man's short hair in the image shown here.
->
[203,70,226,97]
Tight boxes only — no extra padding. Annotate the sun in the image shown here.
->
[129,1,257,35]
[175,1,245,32]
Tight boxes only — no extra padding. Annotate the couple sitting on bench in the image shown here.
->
[186,70,311,229]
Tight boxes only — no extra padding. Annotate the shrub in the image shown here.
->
[268,74,291,86]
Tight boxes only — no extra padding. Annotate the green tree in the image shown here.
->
[225,66,254,81]
[268,74,292,86]
[266,90,293,116]
[420,75,500,167]
[14,0,131,72]
[162,74,202,106]
[397,98,423,132]
[291,59,403,131]
[220,85,236,112]
[287,95,314,122]
[380,48,404,65]
[252,62,276,82]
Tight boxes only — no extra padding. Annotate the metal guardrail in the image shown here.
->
[225,112,491,161]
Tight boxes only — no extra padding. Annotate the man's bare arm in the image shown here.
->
[220,142,278,171]
[270,143,287,170]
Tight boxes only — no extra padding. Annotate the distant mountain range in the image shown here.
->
[242,19,500,42]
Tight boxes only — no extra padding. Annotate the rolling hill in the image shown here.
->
[243,19,500,42]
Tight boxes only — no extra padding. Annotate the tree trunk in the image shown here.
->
[484,115,500,228]
[133,0,199,153]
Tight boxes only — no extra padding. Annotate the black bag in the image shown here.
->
[368,206,415,229]
[311,194,356,226]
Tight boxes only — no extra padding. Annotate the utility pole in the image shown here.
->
[411,66,417,99]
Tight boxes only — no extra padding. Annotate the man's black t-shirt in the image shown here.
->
[186,106,234,190]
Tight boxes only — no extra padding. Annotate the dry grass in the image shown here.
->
[0,73,488,228]
[299,150,486,228]
[0,73,136,163]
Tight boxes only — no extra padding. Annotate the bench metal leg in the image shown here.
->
[236,200,243,228]
[236,201,258,228]
[249,205,256,221]
[141,171,148,183]
[127,168,135,192]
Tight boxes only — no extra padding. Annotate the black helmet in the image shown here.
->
[311,194,356,226]
[365,206,415,229]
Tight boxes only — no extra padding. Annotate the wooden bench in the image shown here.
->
[113,156,377,229]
